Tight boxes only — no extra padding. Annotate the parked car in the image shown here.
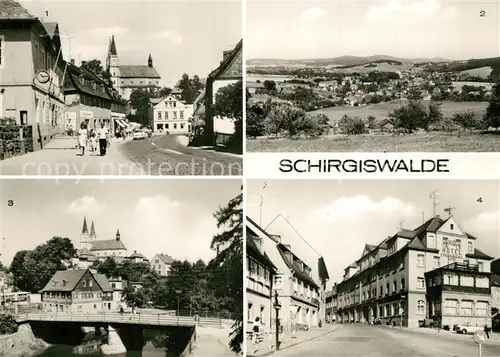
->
[133,130,147,140]
[455,322,483,334]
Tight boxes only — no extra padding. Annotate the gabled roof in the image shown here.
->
[246,233,276,271]
[207,40,243,81]
[41,269,112,293]
[119,65,161,79]
[156,254,174,264]
[90,239,127,251]
[0,0,34,20]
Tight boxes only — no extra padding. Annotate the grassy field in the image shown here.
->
[310,100,488,124]
[247,131,500,152]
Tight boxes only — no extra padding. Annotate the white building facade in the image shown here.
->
[151,95,194,133]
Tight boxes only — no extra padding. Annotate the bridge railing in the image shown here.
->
[16,311,196,326]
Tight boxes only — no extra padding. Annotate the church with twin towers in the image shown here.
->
[78,216,128,261]
[105,35,162,100]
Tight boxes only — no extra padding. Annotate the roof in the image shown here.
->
[277,244,319,289]
[128,251,147,260]
[0,0,34,20]
[491,274,500,287]
[207,40,243,81]
[109,35,117,56]
[246,233,276,271]
[150,98,163,105]
[156,254,174,264]
[82,217,88,234]
[90,221,96,237]
[119,65,161,79]
[90,239,127,251]
[42,22,58,39]
[466,248,494,260]
[41,269,112,293]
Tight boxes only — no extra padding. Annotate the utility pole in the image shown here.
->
[259,181,269,226]
[430,190,440,217]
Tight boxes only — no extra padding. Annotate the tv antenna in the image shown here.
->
[429,190,440,217]
[259,181,269,226]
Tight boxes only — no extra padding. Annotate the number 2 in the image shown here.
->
[480,10,486,17]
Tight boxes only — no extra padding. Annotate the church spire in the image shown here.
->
[109,35,117,56]
[116,229,121,241]
[90,220,96,238]
[148,53,153,68]
[82,217,88,234]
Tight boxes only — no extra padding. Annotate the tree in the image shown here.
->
[210,188,243,354]
[339,115,367,135]
[263,80,276,92]
[408,87,423,101]
[389,101,427,134]
[159,87,172,97]
[129,89,152,126]
[367,115,376,129]
[424,102,444,132]
[10,237,76,293]
[80,59,104,77]
[246,109,265,138]
[212,81,243,153]
[452,111,478,135]
[485,82,500,130]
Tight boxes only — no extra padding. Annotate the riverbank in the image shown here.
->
[0,324,50,357]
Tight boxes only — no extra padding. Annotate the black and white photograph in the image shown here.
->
[0,0,242,176]
[246,179,500,357]
[246,0,500,153]
[0,179,243,356]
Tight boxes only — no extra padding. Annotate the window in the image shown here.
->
[173,111,177,119]
[164,112,168,119]
[429,257,438,270]
[393,280,397,292]
[478,262,484,272]
[174,123,177,129]
[247,303,253,321]
[444,299,459,315]
[476,301,488,316]
[157,112,162,119]
[450,224,454,230]
[417,254,425,267]
[461,300,473,315]
[89,280,93,288]
[417,277,425,289]
[386,282,389,295]
[82,281,86,287]
[181,123,184,129]
[401,277,405,290]
[468,241,473,253]
[379,306,384,318]
[428,235,436,248]
[385,305,390,317]
[417,300,425,314]
[180,111,184,119]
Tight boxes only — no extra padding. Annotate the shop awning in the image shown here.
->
[115,120,126,128]
[119,120,129,127]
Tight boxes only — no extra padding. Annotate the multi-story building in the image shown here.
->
[63,60,126,134]
[246,217,321,331]
[150,95,194,133]
[0,0,66,149]
[335,214,494,328]
[247,222,276,332]
[325,284,338,323]
[40,268,114,313]
[106,35,161,100]
[125,250,149,264]
[203,40,242,145]
[151,254,174,276]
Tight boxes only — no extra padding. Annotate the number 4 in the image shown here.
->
[480,10,486,17]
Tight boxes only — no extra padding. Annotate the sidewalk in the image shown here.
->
[0,137,143,175]
[248,325,339,357]
[191,326,239,356]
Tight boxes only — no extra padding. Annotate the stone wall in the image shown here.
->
[0,324,49,357]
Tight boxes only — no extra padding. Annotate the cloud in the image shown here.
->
[319,195,418,222]
[87,26,128,37]
[463,210,499,236]
[366,0,456,24]
[300,7,326,19]
[68,195,106,214]
[129,196,215,262]
[153,31,183,44]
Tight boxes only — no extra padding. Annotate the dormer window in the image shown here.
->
[450,224,454,230]
[82,281,86,287]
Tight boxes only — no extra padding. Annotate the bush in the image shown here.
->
[339,115,367,135]
[0,312,18,334]
[443,325,450,331]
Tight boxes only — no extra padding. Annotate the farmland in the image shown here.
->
[247,131,500,152]
[310,100,488,125]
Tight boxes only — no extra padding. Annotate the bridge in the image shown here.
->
[16,311,197,327]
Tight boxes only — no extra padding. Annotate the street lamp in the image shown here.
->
[175,290,181,316]
[273,291,282,351]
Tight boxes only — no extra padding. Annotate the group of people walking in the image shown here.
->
[77,122,110,157]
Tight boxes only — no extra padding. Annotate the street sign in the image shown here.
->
[474,330,487,344]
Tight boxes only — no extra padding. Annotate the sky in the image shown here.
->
[0,179,241,266]
[247,0,499,60]
[247,180,500,285]
[21,0,242,87]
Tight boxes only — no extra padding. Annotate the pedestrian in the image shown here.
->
[252,317,260,344]
[97,122,109,156]
[77,122,87,156]
[119,306,124,315]
[485,324,490,338]
[89,130,97,156]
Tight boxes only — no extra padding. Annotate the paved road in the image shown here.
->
[120,134,242,176]
[273,324,500,357]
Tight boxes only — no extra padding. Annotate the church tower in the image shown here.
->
[148,53,153,68]
[106,35,120,90]
[80,217,91,251]
[116,228,121,241]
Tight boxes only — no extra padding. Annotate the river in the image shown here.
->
[36,343,175,356]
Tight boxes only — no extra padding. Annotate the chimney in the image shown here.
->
[70,59,75,65]
[222,50,232,62]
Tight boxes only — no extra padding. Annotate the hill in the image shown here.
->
[247,55,451,67]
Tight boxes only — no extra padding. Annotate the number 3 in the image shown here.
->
[480,10,486,17]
